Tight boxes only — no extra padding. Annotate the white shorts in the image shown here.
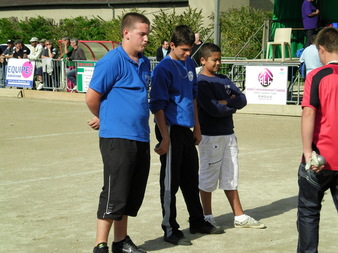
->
[198,134,239,192]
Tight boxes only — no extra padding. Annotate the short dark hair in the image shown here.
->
[309,35,317,44]
[161,39,168,45]
[200,43,221,60]
[170,25,195,47]
[316,27,338,53]
[120,12,150,38]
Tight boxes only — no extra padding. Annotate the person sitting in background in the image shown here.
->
[66,38,86,90]
[300,35,323,77]
[156,39,170,61]
[58,36,73,61]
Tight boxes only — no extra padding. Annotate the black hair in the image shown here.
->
[200,43,221,60]
[170,25,195,46]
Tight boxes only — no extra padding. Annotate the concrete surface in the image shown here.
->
[0,90,337,253]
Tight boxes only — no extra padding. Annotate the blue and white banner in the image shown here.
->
[6,59,35,88]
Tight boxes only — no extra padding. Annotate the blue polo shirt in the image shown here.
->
[89,46,151,142]
[149,56,197,128]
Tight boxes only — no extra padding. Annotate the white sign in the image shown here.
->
[245,66,288,105]
[6,58,35,88]
[76,61,96,92]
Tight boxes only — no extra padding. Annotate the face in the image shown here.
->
[162,41,169,50]
[124,22,149,53]
[31,41,38,47]
[70,41,77,48]
[201,51,222,76]
[170,43,193,61]
[15,43,23,49]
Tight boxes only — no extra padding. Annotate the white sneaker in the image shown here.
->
[234,216,266,229]
[204,215,220,228]
[37,83,44,90]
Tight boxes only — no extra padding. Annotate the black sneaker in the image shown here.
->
[93,242,109,253]
[112,236,146,253]
[164,230,192,246]
[190,222,224,234]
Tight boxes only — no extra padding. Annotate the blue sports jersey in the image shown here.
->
[149,55,197,128]
[89,46,151,142]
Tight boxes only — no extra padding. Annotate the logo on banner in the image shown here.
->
[258,68,273,87]
[7,61,34,79]
[6,59,35,88]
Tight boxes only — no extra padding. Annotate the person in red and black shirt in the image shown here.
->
[298,27,338,253]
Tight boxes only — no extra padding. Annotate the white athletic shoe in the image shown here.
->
[37,83,44,90]
[234,216,266,229]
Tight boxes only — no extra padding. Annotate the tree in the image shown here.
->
[219,6,272,59]
[149,7,211,56]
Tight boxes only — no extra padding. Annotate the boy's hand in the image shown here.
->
[155,138,170,155]
[87,117,100,130]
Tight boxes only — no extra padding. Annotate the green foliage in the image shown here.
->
[219,6,272,59]
[149,7,211,56]
[58,16,107,41]
[0,6,271,59]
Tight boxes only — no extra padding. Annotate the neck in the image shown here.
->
[201,70,216,77]
[122,44,139,62]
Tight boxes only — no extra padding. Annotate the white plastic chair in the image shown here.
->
[266,28,292,61]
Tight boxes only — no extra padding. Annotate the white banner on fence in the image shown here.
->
[6,58,35,88]
[245,66,288,105]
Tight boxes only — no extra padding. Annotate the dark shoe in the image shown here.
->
[163,230,192,246]
[93,242,109,253]
[190,222,224,234]
[112,236,146,253]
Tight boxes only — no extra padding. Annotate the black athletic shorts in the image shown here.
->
[97,138,150,220]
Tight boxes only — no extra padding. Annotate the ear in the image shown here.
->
[169,42,175,49]
[200,57,206,65]
[123,28,129,40]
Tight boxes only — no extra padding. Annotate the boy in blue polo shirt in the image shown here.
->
[86,13,151,253]
[149,25,224,246]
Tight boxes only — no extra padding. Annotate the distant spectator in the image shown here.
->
[302,0,320,48]
[66,38,86,89]
[58,36,73,61]
[3,40,15,59]
[156,39,170,61]
[28,37,44,89]
[1,39,15,84]
[0,54,6,85]
[39,38,47,49]
[9,40,30,59]
[299,35,322,77]
[40,40,60,89]
[191,33,203,67]
[41,40,59,60]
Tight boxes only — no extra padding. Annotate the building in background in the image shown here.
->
[0,0,273,27]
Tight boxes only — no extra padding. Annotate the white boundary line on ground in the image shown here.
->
[0,131,94,141]
[0,170,102,186]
